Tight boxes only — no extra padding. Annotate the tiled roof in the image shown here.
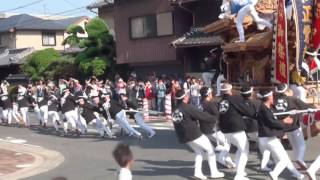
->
[87,0,114,9]
[171,28,225,48]
[0,48,34,67]
[0,14,86,32]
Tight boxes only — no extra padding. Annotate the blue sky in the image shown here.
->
[0,0,97,17]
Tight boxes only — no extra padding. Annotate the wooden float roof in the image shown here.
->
[222,31,273,53]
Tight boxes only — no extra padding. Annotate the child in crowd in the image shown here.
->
[113,143,134,180]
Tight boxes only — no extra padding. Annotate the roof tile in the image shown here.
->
[0,14,85,32]
[171,28,225,48]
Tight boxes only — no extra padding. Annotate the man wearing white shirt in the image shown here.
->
[113,143,133,180]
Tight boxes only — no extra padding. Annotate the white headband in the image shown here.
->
[305,50,319,57]
[275,84,288,93]
[257,91,273,99]
[101,93,110,98]
[240,87,253,94]
[210,48,218,53]
[206,88,212,96]
[221,84,232,91]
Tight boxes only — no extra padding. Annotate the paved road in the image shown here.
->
[0,115,319,180]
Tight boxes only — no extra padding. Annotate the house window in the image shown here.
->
[130,12,173,39]
[42,32,56,46]
[130,15,157,39]
[157,12,173,36]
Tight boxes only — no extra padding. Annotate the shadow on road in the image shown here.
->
[28,125,190,151]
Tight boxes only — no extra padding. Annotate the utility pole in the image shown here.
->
[43,4,46,15]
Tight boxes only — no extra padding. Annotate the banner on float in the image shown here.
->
[292,0,314,69]
[272,0,289,84]
[312,0,320,50]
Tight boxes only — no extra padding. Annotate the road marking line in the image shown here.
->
[9,139,27,144]
[16,164,33,168]
[0,139,42,148]
[131,124,172,130]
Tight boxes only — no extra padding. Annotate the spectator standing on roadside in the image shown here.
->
[127,80,138,105]
[136,80,145,109]
[116,78,127,98]
[145,81,154,110]
[183,76,191,91]
[156,79,166,112]
[190,78,201,109]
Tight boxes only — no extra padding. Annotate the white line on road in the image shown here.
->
[0,138,42,148]
[16,164,33,168]
[131,124,172,130]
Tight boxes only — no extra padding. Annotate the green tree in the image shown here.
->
[44,55,78,80]
[75,17,115,78]
[22,48,61,81]
[62,25,85,47]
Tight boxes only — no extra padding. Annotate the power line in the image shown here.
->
[62,9,89,16]
[62,0,76,6]
[0,0,45,13]
[40,6,87,18]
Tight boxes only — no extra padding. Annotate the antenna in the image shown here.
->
[43,4,46,15]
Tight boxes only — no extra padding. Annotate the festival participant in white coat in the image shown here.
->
[219,0,272,42]
[172,89,224,180]
[256,89,304,180]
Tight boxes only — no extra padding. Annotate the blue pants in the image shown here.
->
[157,97,165,112]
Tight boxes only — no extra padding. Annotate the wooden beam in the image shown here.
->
[202,19,234,34]
[222,31,272,53]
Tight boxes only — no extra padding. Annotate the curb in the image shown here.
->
[0,141,64,180]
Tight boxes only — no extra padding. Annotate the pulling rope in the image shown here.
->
[274,108,320,139]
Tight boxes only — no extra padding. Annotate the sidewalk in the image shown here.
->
[0,141,64,180]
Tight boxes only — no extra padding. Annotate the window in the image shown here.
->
[130,12,173,39]
[42,32,56,46]
[157,12,173,36]
[130,15,157,39]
